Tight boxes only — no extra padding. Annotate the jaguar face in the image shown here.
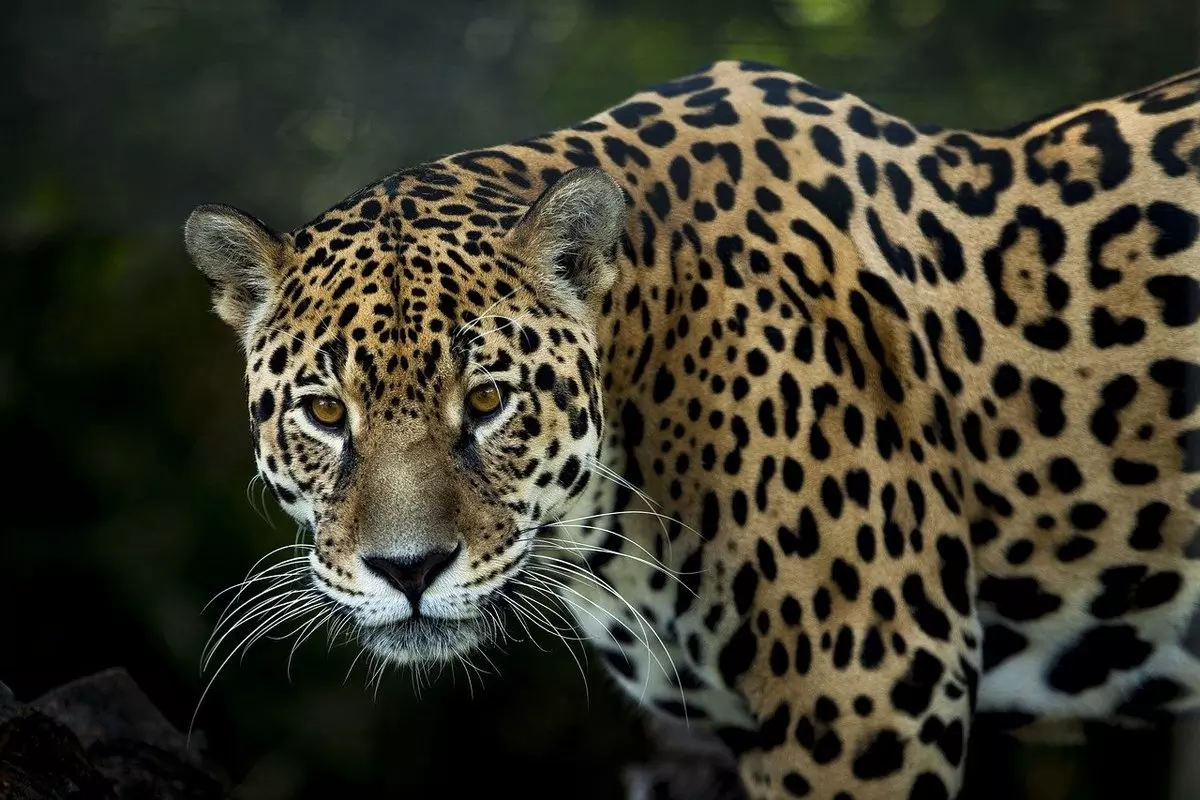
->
[186,167,627,665]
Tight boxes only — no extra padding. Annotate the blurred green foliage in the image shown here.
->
[0,1,1195,797]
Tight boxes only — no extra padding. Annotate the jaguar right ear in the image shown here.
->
[507,168,629,311]
[184,204,285,344]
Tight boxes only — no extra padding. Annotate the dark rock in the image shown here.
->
[623,716,747,800]
[0,668,230,799]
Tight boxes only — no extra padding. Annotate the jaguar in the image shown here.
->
[184,60,1200,799]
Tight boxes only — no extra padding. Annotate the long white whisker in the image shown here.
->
[526,558,686,720]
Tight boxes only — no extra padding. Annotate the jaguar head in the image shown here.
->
[185,166,627,665]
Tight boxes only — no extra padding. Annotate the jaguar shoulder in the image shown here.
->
[184,61,1200,800]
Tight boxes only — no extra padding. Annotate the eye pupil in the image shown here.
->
[308,397,346,427]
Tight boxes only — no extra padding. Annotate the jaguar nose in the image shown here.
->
[362,544,461,610]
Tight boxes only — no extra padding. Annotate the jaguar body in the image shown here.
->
[185,61,1200,799]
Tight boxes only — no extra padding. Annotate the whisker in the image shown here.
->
[525,558,687,720]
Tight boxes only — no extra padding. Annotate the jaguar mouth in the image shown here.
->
[359,615,488,664]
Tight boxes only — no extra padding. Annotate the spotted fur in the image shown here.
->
[185,61,1200,799]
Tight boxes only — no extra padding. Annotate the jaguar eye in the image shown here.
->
[307,396,346,429]
[466,385,504,418]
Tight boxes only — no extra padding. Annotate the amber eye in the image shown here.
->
[307,396,346,429]
[466,385,504,418]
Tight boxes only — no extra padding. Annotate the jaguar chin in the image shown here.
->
[357,615,494,665]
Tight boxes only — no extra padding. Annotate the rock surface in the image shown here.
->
[0,669,229,799]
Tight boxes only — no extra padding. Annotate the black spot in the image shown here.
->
[902,575,951,641]
[891,648,944,717]
[992,363,1022,398]
[1090,565,1182,619]
[1047,624,1154,695]
[668,156,691,201]
[1147,275,1200,327]
[717,620,758,687]
[810,125,845,166]
[1003,542,1032,566]
[639,120,677,148]
[969,519,999,546]
[1030,378,1066,436]
[1048,457,1083,493]
[1069,502,1107,530]
[859,271,909,320]
[1090,373,1138,445]
[601,649,636,680]
[845,407,865,447]
[254,389,275,422]
[764,117,796,140]
[1024,109,1132,205]
[770,642,788,676]
[645,181,671,221]
[845,469,870,508]
[978,576,1062,621]
[919,211,966,283]
[733,563,760,615]
[872,587,895,620]
[782,457,805,492]
[996,428,1021,459]
[859,623,888,671]
[1113,458,1158,485]
[858,152,878,195]
[757,539,777,580]
[831,559,860,601]
[1181,429,1200,472]
[652,365,675,403]
[1129,501,1170,550]
[821,476,844,518]
[1147,200,1200,257]
[557,455,581,489]
[754,138,789,180]
[852,730,906,780]
[782,772,811,797]
[936,535,971,616]
[832,626,854,670]
[982,624,1028,671]
[848,106,880,138]
[781,595,801,626]
[1151,118,1200,177]
[759,701,791,751]
[1057,536,1097,562]
[268,346,288,375]
[1091,306,1145,348]
[919,133,1014,216]
[812,726,843,764]
[885,162,913,213]
[1089,204,1140,289]
[955,309,982,362]
[1148,358,1200,420]
[798,176,854,231]
[610,101,663,128]
[794,632,812,674]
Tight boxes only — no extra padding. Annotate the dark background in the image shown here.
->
[1,1,1196,798]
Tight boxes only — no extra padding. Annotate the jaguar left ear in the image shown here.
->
[184,203,285,343]
[508,168,629,309]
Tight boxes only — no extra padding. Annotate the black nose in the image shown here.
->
[362,545,460,608]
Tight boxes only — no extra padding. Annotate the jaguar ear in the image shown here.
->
[184,204,285,341]
[509,168,628,309]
